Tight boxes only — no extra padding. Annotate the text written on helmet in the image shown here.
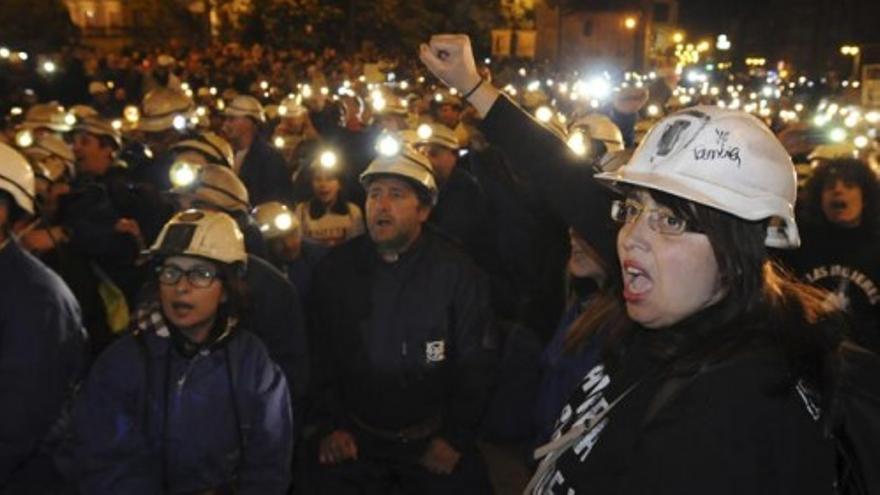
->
[692,128,742,167]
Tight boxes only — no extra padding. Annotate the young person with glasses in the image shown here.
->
[74,209,293,494]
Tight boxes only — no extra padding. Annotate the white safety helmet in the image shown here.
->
[170,163,251,213]
[88,81,110,96]
[808,143,858,163]
[74,117,123,149]
[138,88,194,133]
[149,209,246,265]
[360,144,438,205]
[278,96,308,119]
[596,106,800,249]
[19,134,76,182]
[70,104,99,120]
[170,132,234,168]
[0,143,37,215]
[570,113,625,153]
[414,123,459,150]
[253,201,300,240]
[224,95,266,123]
[19,102,74,133]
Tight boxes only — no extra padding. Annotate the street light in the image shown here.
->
[624,16,637,30]
[840,45,861,81]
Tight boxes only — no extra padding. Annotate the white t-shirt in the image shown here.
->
[294,201,365,247]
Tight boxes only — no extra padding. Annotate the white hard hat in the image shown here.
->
[570,113,625,153]
[170,163,251,213]
[278,96,307,119]
[360,144,438,205]
[149,209,246,265]
[224,95,266,123]
[595,105,800,249]
[19,134,76,181]
[70,104,99,120]
[88,81,109,95]
[171,132,234,168]
[74,117,123,149]
[19,102,73,133]
[414,123,459,150]
[0,143,37,215]
[808,143,857,162]
[253,201,299,240]
[138,88,193,133]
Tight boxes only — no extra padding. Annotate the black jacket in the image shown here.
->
[239,138,294,206]
[780,221,880,353]
[309,229,497,449]
[243,254,310,428]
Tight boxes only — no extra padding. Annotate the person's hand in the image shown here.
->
[318,430,358,465]
[419,35,482,95]
[420,437,461,475]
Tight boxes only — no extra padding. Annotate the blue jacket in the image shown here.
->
[534,296,603,446]
[0,239,86,489]
[74,304,293,494]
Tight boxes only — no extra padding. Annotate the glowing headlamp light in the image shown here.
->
[274,213,293,231]
[377,135,401,156]
[124,105,140,123]
[319,151,338,170]
[416,124,433,141]
[170,162,200,188]
[566,131,588,156]
[829,128,847,143]
[15,129,34,148]
[172,114,187,131]
[535,106,553,123]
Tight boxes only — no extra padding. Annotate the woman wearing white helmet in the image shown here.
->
[420,35,859,495]
[74,209,293,494]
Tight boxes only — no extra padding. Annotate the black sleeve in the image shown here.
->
[479,95,619,263]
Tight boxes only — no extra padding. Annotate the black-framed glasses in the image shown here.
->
[610,199,696,236]
[157,264,219,288]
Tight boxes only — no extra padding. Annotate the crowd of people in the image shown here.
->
[1,32,879,495]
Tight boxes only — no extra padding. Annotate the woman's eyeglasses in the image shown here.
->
[157,264,219,288]
[610,199,697,236]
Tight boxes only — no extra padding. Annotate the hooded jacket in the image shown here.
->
[74,301,292,494]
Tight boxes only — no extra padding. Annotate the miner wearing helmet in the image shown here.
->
[167,162,311,436]
[307,143,496,492]
[222,95,294,205]
[74,209,293,493]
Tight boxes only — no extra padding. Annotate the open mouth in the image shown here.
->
[374,218,393,227]
[829,199,848,212]
[622,262,653,301]
[170,301,195,316]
